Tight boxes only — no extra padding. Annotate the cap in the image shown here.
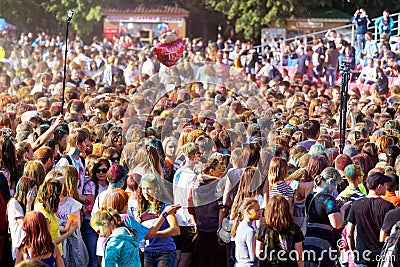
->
[21,111,39,123]
[366,172,392,190]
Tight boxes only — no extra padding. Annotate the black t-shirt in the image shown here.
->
[244,49,259,68]
[256,223,304,267]
[305,192,340,225]
[381,208,400,235]
[297,54,311,75]
[347,197,394,264]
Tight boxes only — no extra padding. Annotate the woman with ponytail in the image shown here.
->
[303,167,350,266]
[231,198,261,267]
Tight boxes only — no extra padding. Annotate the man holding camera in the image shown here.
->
[351,8,370,50]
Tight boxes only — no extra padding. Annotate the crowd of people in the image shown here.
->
[0,7,399,267]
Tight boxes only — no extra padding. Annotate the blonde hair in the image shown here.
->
[59,165,79,201]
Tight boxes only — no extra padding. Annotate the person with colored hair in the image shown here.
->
[15,211,64,267]
[91,164,127,262]
[91,207,138,267]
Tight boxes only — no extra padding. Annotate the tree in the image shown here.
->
[41,0,105,38]
[205,0,295,40]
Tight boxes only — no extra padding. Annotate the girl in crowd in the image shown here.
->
[304,167,350,266]
[268,157,294,213]
[1,136,19,194]
[58,166,82,227]
[15,211,64,267]
[22,160,46,187]
[102,188,181,254]
[231,167,267,221]
[34,179,76,254]
[90,207,139,267]
[7,177,37,260]
[57,166,88,266]
[138,173,180,267]
[256,195,304,267]
[83,157,110,267]
[193,152,228,267]
[231,198,261,267]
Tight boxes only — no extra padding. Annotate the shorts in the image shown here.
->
[173,226,197,253]
[246,67,256,75]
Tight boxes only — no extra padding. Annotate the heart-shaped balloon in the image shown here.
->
[153,38,185,67]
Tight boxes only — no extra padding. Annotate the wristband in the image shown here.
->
[161,211,169,218]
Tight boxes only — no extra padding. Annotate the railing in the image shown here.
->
[255,11,400,55]
[370,12,400,41]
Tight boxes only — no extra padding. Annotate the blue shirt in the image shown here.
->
[124,215,150,241]
[351,15,369,34]
[141,203,176,252]
[375,16,395,35]
[363,40,378,58]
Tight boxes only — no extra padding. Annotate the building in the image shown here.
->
[102,5,190,45]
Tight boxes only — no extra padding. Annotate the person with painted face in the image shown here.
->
[303,167,350,266]
[231,198,261,267]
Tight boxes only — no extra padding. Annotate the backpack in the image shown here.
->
[378,221,400,267]
[63,155,86,167]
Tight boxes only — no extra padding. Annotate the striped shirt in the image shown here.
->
[269,182,294,200]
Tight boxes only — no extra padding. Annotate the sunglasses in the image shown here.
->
[96,168,108,174]
[112,133,123,142]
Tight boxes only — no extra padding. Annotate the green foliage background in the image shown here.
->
[0,0,398,40]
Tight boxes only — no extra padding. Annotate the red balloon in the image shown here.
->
[153,38,185,67]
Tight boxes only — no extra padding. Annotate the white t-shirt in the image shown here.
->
[93,188,112,257]
[55,156,86,196]
[127,197,139,218]
[141,59,155,76]
[7,198,25,259]
[173,166,197,226]
[56,197,82,228]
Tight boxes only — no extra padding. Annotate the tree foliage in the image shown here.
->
[0,0,398,41]
[40,0,105,37]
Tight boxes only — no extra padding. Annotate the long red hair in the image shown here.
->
[19,211,54,257]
